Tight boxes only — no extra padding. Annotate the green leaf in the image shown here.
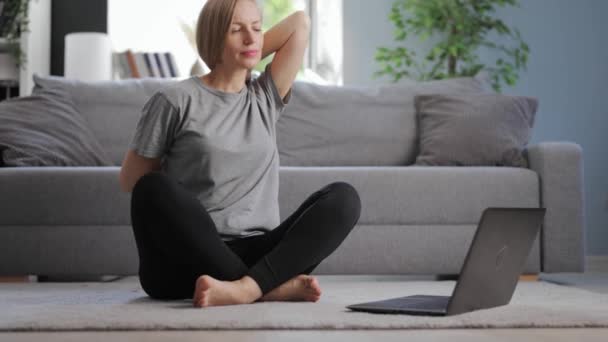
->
[449,45,458,56]
[504,73,516,85]
[423,16,433,28]
[394,28,407,40]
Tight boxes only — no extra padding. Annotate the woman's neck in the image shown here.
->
[201,67,248,93]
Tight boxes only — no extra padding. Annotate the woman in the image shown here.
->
[119,0,361,308]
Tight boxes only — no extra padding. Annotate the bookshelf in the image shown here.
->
[113,50,181,79]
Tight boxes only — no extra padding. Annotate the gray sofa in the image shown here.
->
[0,73,586,279]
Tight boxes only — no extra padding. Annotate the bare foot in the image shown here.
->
[258,274,322,302]
[192,275,261,308]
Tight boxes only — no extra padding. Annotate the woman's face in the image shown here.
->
[221,0,263,71]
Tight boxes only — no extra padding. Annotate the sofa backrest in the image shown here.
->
[278,75,490,166]
[32,73,490,166]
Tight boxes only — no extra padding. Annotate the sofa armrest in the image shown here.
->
[0,166,129,225]
[524,142,586,272]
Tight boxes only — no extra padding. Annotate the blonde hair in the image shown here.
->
[196,0,258,70]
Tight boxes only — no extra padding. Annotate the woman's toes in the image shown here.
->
[306,277,322,296]
[199,290,211,307]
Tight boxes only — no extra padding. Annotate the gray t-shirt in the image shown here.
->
[129,62,292,241]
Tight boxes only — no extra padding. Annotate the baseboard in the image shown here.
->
[0,275,37,283]
[1,256,606,283]
[586,255,608,273]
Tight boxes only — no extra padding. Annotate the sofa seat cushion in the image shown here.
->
[0,167,131,225]
[0,166,538,226]
[0,223,540,275]
[278,166,540,225]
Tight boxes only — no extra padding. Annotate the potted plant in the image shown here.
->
[374,0,530,93]
[0,0,30,70]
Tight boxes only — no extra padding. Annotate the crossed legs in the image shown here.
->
[130,171,361,306]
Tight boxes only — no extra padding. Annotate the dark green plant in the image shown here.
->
[0,0,29,70]
[374,0,530,92]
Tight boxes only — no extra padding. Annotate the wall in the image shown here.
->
[50,0,107,76]
[343,0,608,255]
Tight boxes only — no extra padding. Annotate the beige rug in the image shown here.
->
[1,275,608,331]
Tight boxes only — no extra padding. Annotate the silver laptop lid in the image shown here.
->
[446,207,545,316]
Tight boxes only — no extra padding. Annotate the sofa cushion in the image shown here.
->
[278,166,540,225]
[414,94,538,167]
[32,74,179,165]
[276,74,491,166]
[0,83,113,166]
[0,166,538,226]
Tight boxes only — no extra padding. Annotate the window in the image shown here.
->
[309,0,343,85]
[258,0,343,85]
[108,0,342,85]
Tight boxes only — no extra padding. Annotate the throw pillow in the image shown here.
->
[0,85,113,166]
[32,74,178,166]
[414,93,538,167]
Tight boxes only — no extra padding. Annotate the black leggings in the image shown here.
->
[130,171,361,300]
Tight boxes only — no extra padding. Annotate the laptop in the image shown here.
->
[346,207,546,316]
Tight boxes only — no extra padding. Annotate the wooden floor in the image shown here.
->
[2,329,608,342]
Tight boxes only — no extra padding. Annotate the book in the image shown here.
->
[144,52,159,77]
[113,50,180,79]
[164,52,178,77]
[153,52,166,77]
[125,49,140,78]
[142,52,155,77]
[134,53,150,78]
[118,53,132,78]
[158,52,171,77]
[111,53,124,79]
